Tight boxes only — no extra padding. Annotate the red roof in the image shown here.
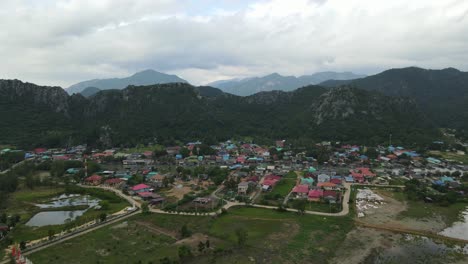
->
[292,184,309,194]
[105,178,123,184]
[263,179,279,186]
[137,191,154,198]
[323,190,338,198]
[85,175,102,182]
[356,167,376,177]
[330,178,342,185]
[34,148,47,154]
[317,182,337,188]
[308,189,323,198]
[132,184,150,191]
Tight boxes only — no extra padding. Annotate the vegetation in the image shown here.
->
[29,207,355,263]
[0,80,441,148]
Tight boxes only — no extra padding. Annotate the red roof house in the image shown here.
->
[308,189,323,201]
[85,175,102,185]
[132,184,151,192]
[292,185,309,198]
[104,178,123,185]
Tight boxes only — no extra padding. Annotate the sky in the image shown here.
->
[1,0,468,87]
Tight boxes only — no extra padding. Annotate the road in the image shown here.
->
[7,181,355,260]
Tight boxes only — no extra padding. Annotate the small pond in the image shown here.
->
[439,206,468,240]
[369,234,467,263]
[26,194,100,227]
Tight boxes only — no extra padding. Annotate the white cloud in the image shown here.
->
[0,0,468,86]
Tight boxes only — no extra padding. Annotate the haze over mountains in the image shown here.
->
[66,69,187,95]
[208,72,366,96]
[67,70,364,97]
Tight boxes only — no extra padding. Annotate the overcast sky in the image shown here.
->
[2,0,468,87]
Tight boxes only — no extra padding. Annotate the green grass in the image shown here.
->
[270,179,296,197]
[380,189,468,227]
[29,206,355,264]
[29,218,176,264]
[428,151,468,164]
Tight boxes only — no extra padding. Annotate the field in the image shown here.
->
[29,206,354,264]
[357,189,468,233]
[428,150,468,164]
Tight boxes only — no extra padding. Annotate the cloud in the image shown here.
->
[1,0,468,86]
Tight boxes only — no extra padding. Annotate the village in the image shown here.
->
[1,139,468,263]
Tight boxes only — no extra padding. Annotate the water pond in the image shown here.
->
[439,206,468,240]
[369,234,467,263]
[26,194,100,227]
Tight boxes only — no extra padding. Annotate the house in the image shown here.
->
[84,175,102,185]
[317,174,330,183]
[323,190,340,203]
[292,185,309,198]
[193,197,212,204]
[300,177,315,186]
[330,178,342,185]
[317,182,338,190]
[66,168,81,174]
[104,178,123,186]
[238,182,250,195]
[132,184,151,193]
[308,189,323,201]
[344,176,354,183]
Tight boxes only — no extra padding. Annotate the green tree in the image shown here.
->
[100,200,110,210]
[180,224,191,238]
[178,245,192,260]
[141,202,150,214]
[235,227,248,246]
[179,147,190,158]
[99,213,107,222]
[292,199,307,215]
[86,161,101,175]
[48,229,55,240]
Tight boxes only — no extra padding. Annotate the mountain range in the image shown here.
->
[320,67,468,133]
[208,72,365,96]
[0,76,438,148]
[3,66,468,149]
[66,69,187,95]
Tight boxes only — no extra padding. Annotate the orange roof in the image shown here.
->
[317,182,337,188]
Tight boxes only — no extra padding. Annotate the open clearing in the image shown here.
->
[29,206,354,264]
[356,189,467,233]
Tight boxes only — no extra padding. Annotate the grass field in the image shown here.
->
[29,206,354,264]
[382,189,467,227]
[428,151,468,164]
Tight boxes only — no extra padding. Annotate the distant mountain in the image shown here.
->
[320,67,468,136]
[79,87,101,97]
[0,79,437,148]
[66,69,187,94]
[208,72,365,96]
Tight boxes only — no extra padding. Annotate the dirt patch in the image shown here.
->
[358,190,446,232]
[111,221,128,229]
[96,249,110,257]
[135,221,179,240]
[331,227,398,264]
[174,233,223,250]
[267,221,300,243]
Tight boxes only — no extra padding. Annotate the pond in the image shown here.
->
[439,206,468,240]
[369,234,467,263]
[26,194,100,227]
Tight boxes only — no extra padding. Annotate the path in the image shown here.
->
[135,221,179,240]
[22,210,140,257]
